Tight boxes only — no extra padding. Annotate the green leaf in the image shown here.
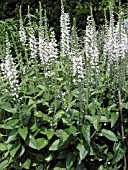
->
[34,111,43,118]
[45,153,54,162]
[88,103,96,115]
[82,124,90,144]
[113,142,126,163]
[77,142,89,162]
[21,110,31,126]
[0,102,17,113]
[22,159,31,169]
[40,126,47,135]
[36,138,48,150]
[111,112,119,128]
[54,110,65,121]
[49,139,60,151]
[101,129,118,141]
[27,135,37,149]
[0,143,7,151]
[61,131,70,142]
[0,159,9,170]
[66,152,75,169]
[68,126,77,136]
[85,115,93,124]
[46,129,54,140]
[93,115,100,131]
[42,114,50,122]
[28,99,35,105]
[108,104,117,113]
[19,145,25,157]
[0,119,19,130]
[18,127,28,140]
[121,102,128,109]
[10,143,20,158]
[7,129,18,143]
[5,119,19,127]
[58,150,70,159]
[100,116,110,122]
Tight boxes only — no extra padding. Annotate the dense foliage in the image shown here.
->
[0,0,128,169]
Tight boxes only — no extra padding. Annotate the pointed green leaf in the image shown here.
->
[82,124,90,144]
[0,143,7,151]
[22,159,31,169]
[54,110,65,121]
[36,138,48,150]
[85,115,93,124]
[111,112,119,128]
[68,126,77,136]
[0,160,9,170]
[5,119,19,127]
[121,102,128,109]
[45,153,54,162]
[93,115,100,131]
[28,135,37,149]
[18,127,28,140]
[113,142,126,163]
[61,131,70,142]
[46,129,54,140]
[0,119,19,130]
[66,152,75,169]
[10,143,20,158]
[34,111,43,118]
[101,129,118,141]
[100,116,110,122]
[88,103,96,115]
[19,145,25,157]
[49,139,60,151]
[28,99,35,105]
[1,102,17,113]
[79,144,88,161]
[7,129,18,143]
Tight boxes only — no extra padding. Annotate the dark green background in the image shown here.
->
[0,0,127,38]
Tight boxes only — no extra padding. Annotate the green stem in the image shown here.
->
[118,90,127,170]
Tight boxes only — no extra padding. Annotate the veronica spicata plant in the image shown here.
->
[0,1,127,170]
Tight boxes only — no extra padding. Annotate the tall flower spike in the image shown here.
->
[19,6,26,46]
[103,1,115,73]
[38,2,46,65]
[28,6,38,66]
[60,0,70,57]
[85,14,99,69]
[1,34,20,100]
[44,31,58,78]
[70,18,84,82]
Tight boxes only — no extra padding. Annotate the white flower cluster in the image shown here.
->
[103,18,128,72]
[19,6,26,46]
[85,16,99,69]
[39,30,45,64]
[1,35,20,100]
[39,29,58,77]
[72,52,85,82]
[47,31,58,65]
[70,21,85,82]
[60,0,70,57]
[29,25,37,65]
